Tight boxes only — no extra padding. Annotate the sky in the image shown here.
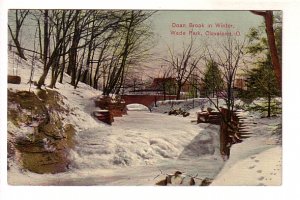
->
[144,10,264,75]
[151,10,263,46]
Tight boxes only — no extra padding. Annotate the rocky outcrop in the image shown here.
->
[155,171,213,186]
[7,89,75,174]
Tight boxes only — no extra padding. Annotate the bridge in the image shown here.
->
[121,94,177,110]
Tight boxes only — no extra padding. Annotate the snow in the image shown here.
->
[212,112,282,186]
[7,121,33,138]
[8,110,224,185]
[8,51,225,185]
[7,51,282,186]
[7,51,103,132]
[126,103,149,111]
[212,146,282,186]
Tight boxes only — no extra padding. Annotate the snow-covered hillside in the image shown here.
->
[8,52,103,132]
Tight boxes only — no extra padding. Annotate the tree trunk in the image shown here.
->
[37,19,43,59]
[59,39,67,83]
[49,49,62,89]
[267,91,271,118]
[68,42,79,86]
[67,11,80,86]
[37,70,49,89]
[264,11,281,90]
[8,25,27,60]
[43,10,49,64]
[251,10,281,90]
[176,84,182,100]
[12,37,27,60]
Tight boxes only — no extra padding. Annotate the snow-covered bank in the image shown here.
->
[151,98,282,186]
[7,51,103,132]
[7,51,104,178]
[212,146,281,186]
[212,113,282,186]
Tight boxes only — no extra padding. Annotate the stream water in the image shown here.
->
[9,111,224,185]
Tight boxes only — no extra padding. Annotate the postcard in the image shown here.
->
[6,9,283,187]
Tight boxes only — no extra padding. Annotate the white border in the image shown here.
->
[1,0,300,200]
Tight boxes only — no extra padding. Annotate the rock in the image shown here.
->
[207,107,213,113]
[168,109,190,117]
[8,75,21,84]
[182,112,190,117]
[200,177,213,186]
[8,89,75,174]
[21,150,70,174]
[189,177,196,185]
[155,177,168,186]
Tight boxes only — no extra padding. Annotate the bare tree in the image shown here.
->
[92,37,111,89]
[67,10,90,86]
[206,36,246,118]
[29,10,44,59]
[49,10,71,88]
[66,10,127,88]
[43,10,49,66]
[164,38,204,100]
[122,71,145,94]
[37,10,79,89]
[8,10,29,60]
[102,10,155,96]
[9,10,153,92]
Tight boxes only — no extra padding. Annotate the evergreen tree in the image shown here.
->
[246,13,282,117]
[202,60,224,97]
[245,56,280,117]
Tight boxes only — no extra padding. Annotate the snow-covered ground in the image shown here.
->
[212,146,281,186]
[7,51,224,185]
[7,51,282,186]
